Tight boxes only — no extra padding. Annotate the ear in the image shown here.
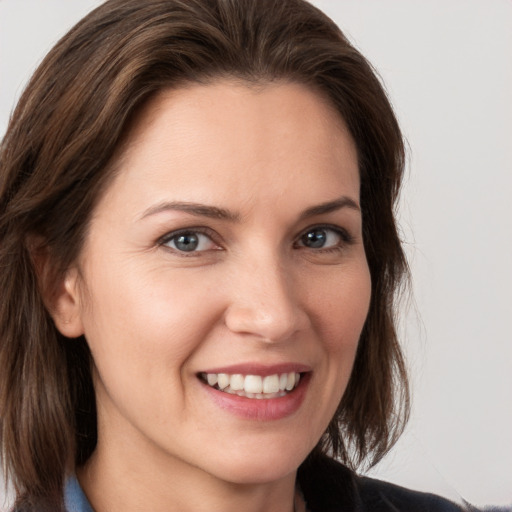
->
[51,267,85,338]
[29,239,85,338]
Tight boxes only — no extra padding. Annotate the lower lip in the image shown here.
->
[200,374,310,421]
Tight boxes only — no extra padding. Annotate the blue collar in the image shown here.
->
[64,476,94,512]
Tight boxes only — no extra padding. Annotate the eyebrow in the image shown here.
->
[140,201,241,221]
[140,196,359,222]
[299,196,360,220]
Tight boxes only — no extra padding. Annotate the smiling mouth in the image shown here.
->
[199,372,302,399]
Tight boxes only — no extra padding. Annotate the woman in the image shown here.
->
[0,1,470,511]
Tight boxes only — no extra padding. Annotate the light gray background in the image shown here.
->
[1,0,511,509]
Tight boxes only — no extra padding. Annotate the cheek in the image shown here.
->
[78,258,227,383]
[300,262,371,439]
[312,261,371,400]
[77,267,224,426]
[311,262,372,351]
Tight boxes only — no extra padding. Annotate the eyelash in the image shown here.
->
[158,227,220,256]
[294,224,354,253]
[157,224,354,255]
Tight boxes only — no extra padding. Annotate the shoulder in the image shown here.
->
[357,474,470,512]
[298,453,476,512]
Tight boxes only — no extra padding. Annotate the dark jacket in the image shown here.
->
[298,454,476,512]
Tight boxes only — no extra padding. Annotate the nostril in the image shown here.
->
[223,301,309,342]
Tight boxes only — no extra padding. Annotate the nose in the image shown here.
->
[223,254,310,343]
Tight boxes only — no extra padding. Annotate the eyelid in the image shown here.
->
[156,223,354,254]
[157,226,222,252]
[294,224,354,248]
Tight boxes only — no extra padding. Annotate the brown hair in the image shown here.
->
[0,0,409,508]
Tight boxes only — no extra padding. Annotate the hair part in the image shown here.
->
[0,0,409,507]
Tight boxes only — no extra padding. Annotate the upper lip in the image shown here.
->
[198,363,312,376]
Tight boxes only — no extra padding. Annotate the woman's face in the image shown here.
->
[59,81,371,485]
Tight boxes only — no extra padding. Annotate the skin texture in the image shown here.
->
[52,81,372,512]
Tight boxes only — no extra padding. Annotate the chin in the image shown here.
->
[198,439,311,485]
[214,460,300,486]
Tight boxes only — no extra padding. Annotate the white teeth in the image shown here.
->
[244,375,263,394]
[217,373,229,390]
[263,374,279,394]
[279,373,288,391]
[202,371,302,398]
[230,374,244,391]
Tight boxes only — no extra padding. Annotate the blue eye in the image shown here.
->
[162,231,216,252]
[298,227,348,249]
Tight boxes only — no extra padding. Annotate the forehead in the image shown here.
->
[99,80,359,218]
[127,79,348,142]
